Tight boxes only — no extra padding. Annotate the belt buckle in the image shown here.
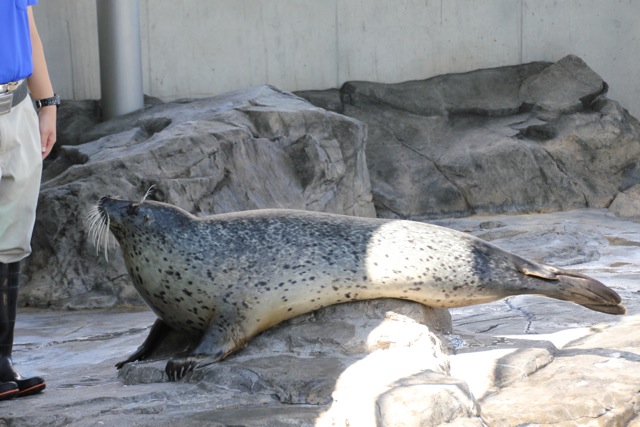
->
[6,81,21,92]
[0,91,14,116]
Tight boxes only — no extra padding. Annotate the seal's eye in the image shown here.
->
[127,204,139,216]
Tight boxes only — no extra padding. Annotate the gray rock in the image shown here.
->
[520,54,606,112]
[337,61,550,117]
[54,100,100,148]
[24,85,375,309]
[609,183,640,218]
[376,372,481,427]
[478,317,640,426]
[297,54,640,220]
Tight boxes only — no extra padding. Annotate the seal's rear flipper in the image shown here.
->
[550,272,625,315]
[578,303,626,315]
[516,258,626,315]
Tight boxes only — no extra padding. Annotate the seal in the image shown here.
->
[87,197,625,380]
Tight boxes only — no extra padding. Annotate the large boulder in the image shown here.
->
[298,54,640,220]
[24,85,375,309]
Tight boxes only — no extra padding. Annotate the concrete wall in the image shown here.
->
[34,0,640,117]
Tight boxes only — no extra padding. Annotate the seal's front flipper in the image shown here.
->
[164,321,247,381]
[165,356,203,381]
[115,319,171,369]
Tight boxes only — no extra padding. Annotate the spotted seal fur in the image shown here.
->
[88,197,625,380]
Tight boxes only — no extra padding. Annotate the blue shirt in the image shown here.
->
[0,0,38,84]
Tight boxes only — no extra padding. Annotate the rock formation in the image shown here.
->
[25,85,374,309]
[298,54,640,220]
[11,55,640,426]
[26,55,640,309]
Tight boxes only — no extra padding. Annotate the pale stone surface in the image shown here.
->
[479,316,640,427]
[375,372,481,427]
[443,208,640,426]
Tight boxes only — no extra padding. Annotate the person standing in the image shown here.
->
[0,0,59,400]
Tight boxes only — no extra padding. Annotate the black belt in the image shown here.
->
[11,80,28,107]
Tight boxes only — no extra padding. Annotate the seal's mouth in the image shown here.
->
[86,197,114,261]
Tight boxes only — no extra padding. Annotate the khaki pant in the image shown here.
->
[0,96,42,263]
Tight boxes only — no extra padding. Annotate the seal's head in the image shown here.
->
[87,195,193,260]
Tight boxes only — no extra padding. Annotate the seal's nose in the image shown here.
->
[98,196,113,209]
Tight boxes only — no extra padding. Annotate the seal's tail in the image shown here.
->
[517,260,626,315]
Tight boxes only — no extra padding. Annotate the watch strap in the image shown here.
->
[35,94,61,109]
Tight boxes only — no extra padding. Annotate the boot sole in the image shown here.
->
[17,382,46,397]
[0,388,18,400]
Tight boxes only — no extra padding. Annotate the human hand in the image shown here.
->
[38,105,57,159]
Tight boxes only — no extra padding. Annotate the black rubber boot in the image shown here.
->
[0,262,45,397]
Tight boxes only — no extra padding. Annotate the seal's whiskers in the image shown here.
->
[140,185,155,203]
[86,205,113,261]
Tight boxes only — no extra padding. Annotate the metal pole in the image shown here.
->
[96,0,144,120]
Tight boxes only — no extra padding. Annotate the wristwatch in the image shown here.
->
[35,94,61,110]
